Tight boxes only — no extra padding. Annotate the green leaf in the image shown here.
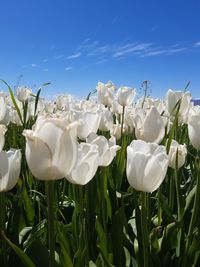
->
[1,231,36,267]
[1,79,23,124]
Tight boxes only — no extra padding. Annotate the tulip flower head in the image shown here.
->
[168,140,187,169]
[126,140,169,193]
[87,133,121,166]
[188,106,200,150]
[67,143,99,185]
[16,86,32,102]
[0,125,7,151]
[96,81,115,107]
[117,87,136,107]
[134,106,165,144]
[0,149,21,192]
[23,116,78,180]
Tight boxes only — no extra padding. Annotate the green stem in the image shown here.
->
[0,192,7,267]
[121,106,125,139]
[46,181,55,267]
[184,158,200,266]
[174,168,182,221]
[157,188,162,225]
[141,192,149,267]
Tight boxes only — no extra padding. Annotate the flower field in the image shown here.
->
[0,80,200,267]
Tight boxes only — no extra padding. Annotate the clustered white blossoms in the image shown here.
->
[1,81,199,193]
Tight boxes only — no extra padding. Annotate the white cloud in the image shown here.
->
[87,45,110,56]
[142,47,186,57]
[31,63,37,67]
[194,41,200,47]
[113,43,152,58]
[67,52,81,59]
[65,67,72,71]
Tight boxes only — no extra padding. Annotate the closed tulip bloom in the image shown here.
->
[86,133,121,166]
[0,95,10,125]
[16,86,32,102]
[168,140,187,169]
[75,111,101,140]
[117,87,136,107]
[0,125,7,151]
[96,81,115,107]
[126,140,169,193]
[23,116,78,180]
[188,106,200,150]
[99,108,113,132]
[135,106,165,144]
[0,149,21,192]
[166,89,191,116]
[67,143,99,185]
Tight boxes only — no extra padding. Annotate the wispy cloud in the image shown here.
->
[43,68,48,72]
[31,63,37,67]
[113,43,152,58]
[95,59,107,65]
[142,47,186,57]
[194,41,200,47]
[87,45,110,56]
[67,52,81,59]
[65,67,72,71]
[43,58,48,63]
[54,54,64,60]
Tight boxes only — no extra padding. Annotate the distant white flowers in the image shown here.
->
[2,81,198,193]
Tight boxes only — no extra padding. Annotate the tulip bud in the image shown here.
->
[0,149,21,192]
[23,116,78,180]
[168,140,187,169]
[126,140,169,193]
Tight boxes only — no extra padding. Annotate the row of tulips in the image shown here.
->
[0,80,200,267]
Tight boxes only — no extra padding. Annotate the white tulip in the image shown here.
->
[111,99,123,114]
[96,81,115,107]
[0,95,10,125]
[16,86,32,102]
[67,143,99,185]
[86,133,121,166]
[134,107,165,144]
[44,101,55,113]
[74,111,101,140]
[165,89,191,116]
[188,106,200,150]
[126,140,169,193]
[99,108,113,132]
[0,125,7,151]
[117,87,136,107]
[0,149,21,192]
[23,116,78,180]
[168,140,187,169]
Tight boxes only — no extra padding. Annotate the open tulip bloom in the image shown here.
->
[126,140,169,193]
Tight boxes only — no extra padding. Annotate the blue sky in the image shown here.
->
[0,0,200,99]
